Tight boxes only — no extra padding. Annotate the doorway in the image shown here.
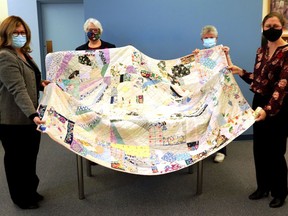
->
[38,1,85,78]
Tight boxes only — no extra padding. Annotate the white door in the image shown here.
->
[39,2,85,77]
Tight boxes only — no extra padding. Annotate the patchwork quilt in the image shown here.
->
[37,45,255,175]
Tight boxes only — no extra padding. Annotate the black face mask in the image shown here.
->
[262,28,283,42]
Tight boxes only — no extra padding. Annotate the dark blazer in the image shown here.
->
[0,48,41,125]
[75,39,116,50]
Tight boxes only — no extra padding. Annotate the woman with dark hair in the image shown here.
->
[229,11,288,208]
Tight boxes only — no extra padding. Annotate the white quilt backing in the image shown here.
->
[37,45,255,175]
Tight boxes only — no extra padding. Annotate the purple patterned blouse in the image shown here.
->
[240,44,288,116]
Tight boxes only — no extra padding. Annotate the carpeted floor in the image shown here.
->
[0,134,288,216]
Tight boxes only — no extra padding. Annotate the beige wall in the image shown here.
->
[262,0,270,18]
[0,0,8,22]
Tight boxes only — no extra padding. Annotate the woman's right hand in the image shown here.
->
[192,48,200,55]
[227,65,244,76]
[33,116,46,125]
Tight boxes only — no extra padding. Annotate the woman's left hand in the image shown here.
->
[222,46,230,55]
[254,107,267,121]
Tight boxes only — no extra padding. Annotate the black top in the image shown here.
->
[75,40,116,50]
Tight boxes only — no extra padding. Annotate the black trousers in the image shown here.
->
[217,146,227,155]
[252,94,288,199]
[0,124,41,205]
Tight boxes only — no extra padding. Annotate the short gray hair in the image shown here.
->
[83,18,103,34]
[200,25,218,38]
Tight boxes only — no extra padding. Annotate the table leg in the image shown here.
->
[86,159,92,177]
[76,155,85,199]
[196,160,203,195]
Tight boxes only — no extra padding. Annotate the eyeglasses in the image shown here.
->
[12,31,26,37]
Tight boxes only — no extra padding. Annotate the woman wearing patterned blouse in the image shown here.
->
[229,11,288,208]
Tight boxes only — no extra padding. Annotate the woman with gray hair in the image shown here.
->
[193,25,232,65]
[76,18,116,50]
[75,18,115,168]
[201,25,218,48]
[193,25,233,163]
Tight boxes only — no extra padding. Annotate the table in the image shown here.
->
[76,155,203,200]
